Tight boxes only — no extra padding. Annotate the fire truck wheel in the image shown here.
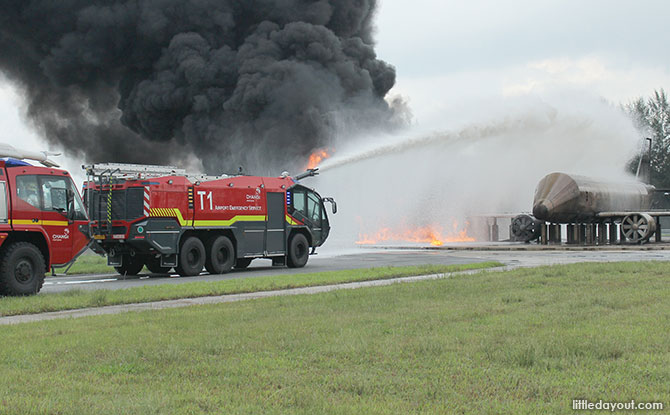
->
[145,256,172,275]
[114,255,144,276]
[0,242,46,296]
[205,236,235,275]
[234,258,253,269]
[176,237,206,277]
[287,233,309,268]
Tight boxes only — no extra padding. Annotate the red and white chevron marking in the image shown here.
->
[143,186,150,217]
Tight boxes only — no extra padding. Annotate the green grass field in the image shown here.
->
[58,253,140,275]
[1,261,669,414]
[0,262,501,316]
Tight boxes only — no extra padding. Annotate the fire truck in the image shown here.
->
[0,145,90,295]
[82,163,336,277]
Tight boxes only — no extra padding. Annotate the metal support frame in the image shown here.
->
[579,224,586,244]
[548,224,556,243]
[597,223,607,245]
[609,222,618,244]
[490,218,499,242]
[538,219,659,246]
[567,224,575,244]
[548,224,561,244]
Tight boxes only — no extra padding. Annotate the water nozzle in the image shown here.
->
[294,168,319,181]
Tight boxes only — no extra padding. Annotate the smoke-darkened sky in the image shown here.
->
[0,0,398,174]
[2,0,670,177]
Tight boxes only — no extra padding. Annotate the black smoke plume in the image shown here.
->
[0,0,399,173]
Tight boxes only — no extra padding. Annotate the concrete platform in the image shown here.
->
[370,242,670,251]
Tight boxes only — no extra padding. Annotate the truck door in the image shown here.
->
[289,186,326,246]
[266,192,286,255]
[305,191,324,245]
[66,178,90,260]
[240,184,265,256]
[37,176,74,265]
[37,175,89,265]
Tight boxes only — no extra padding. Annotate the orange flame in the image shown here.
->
[306,148,333,169]
[356,221,475,246]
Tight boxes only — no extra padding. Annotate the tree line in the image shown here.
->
[626,89,670,188]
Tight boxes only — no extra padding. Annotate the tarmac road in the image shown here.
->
[42,246,670,294]
[43,248,485,293]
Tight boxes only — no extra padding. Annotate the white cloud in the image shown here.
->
[502,57,670,101]
[387,55,670,130]
[376,0,670,121]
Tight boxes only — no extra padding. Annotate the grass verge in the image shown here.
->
[0,262,502,317]
[0,261,668,414]
[57,253,147,275]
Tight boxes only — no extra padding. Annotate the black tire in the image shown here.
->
[145,256,172,274]
[114,254,144,276]
[234,258,253,269]
[287,233,309,268]
[0,242,46,296]
[176,236,205,277]
[205,235,235,275]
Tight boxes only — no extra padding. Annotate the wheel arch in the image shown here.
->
[288,227,313,247]
[180,228,237,251]
[2,232,50,270]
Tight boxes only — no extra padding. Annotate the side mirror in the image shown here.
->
[322,197,337,214]
[66,189,75,220]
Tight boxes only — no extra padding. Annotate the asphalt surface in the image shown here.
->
[42,246,670,293]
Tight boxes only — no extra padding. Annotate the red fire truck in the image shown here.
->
[0,146,90,295]
[82,163,336,276]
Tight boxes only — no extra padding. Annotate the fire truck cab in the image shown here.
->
[0,155,90,295]
[83,163,335,277]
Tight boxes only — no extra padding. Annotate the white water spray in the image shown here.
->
[313,95,640,251]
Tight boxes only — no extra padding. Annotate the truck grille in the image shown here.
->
[84,188,145,221]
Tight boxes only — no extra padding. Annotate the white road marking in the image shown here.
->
[44,278,118,285]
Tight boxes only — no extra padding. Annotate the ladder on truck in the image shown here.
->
[83,163,232,182]
[84,164,128,237]
[83,163,187,180]
[83,163,187,237]
[82,163,234,236]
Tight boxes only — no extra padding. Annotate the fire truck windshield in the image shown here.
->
[289,186,328,226]
[307,193,321,222]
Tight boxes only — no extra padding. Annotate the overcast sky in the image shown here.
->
[375,0,670,125]
[1,0,669,174]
